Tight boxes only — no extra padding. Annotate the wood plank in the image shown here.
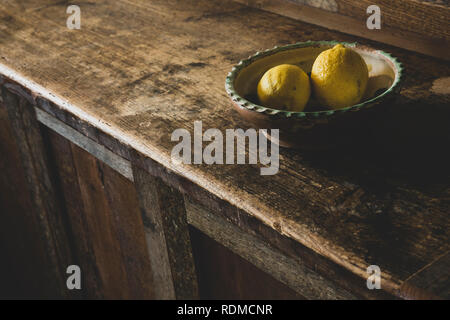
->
[47,130,156,299]
[1,85,75,298]
[185,197,356,299]
[336,0,449,41]
[60,141,154,299]
[234,0,450,60]
[45,129,103,299]
[132,164,199,299]
[0,0,448,298]
[0,89,58,298]
[99,161,155,299]
[69,143,131,299]
[36,107,133,181]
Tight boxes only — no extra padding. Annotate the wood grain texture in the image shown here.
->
[46,130,155,299]
[336,0,449,41]
[400,251,450,300]
[37,107,133,181]
[0,0,449,298]
[0,90,63,298]
[36,106,394,299]
[34,105,313,299]
[100,160,155,299]
[189,226,305,299]
[1,85,76,298]
[132,164,199,299]
[185,197,356,299]
[45,130,104,299]
[234,0,450,60]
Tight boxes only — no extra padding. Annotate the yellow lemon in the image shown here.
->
[257,64,310,112]
[311,44,368,109]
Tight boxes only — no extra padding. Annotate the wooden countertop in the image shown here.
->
[0,0,449,298]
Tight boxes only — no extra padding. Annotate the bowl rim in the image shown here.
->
[225,40,403,118]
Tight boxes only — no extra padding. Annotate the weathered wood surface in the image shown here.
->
[4,110,292,299]
[0,0,449,298]
[132,165,199,299]
[1,85,77,298]
[29,106,385,299]
[185,197,356,300]
[189,226,305,299]
[37,107,134,181]
[399,251,450,300]
[45,129,155,299]
[27,106,393,299]
[235,0,450,60]
[0,89,66,298]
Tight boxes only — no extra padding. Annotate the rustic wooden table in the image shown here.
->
[0,0,449,299]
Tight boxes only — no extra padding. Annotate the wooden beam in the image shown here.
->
[132,164,199,299]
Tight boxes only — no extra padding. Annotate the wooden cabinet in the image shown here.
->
[0,0,448,299]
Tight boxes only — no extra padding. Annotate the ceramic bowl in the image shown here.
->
[225,41,402,148]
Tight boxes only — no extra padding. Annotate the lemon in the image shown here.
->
[311,44,368,109]
[257,64,310,112]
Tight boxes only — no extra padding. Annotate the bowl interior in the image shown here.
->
[233,43,398,112]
